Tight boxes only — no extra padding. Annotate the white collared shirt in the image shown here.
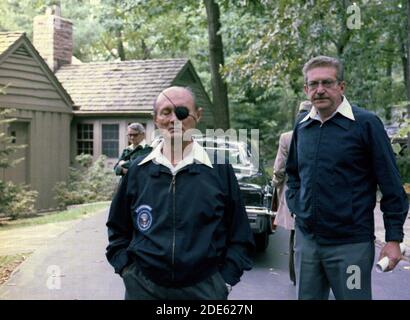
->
[138,139,213,175]
[127,139,148,151]
[300,96,355,124]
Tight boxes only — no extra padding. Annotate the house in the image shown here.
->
[0,32,74,210]
[56,59,215,168]
[0,6,215,210]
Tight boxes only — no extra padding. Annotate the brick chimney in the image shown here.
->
[33,5,73,72]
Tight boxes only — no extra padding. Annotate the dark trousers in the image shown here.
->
[289,229,296,285]
[294,226,374,300]
[122,262,229,300]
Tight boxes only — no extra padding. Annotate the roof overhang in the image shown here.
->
[73,110,153,118]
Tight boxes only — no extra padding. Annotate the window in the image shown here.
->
[77,123,93,155]
[102,124,119,158]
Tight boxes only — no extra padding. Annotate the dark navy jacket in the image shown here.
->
[106,157,254,287]
[286,105,409,244]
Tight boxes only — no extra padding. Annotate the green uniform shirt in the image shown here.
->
[114,144,152,176]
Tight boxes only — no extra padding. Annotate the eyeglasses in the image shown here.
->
[306,79,339,90]
[127,133,141,138]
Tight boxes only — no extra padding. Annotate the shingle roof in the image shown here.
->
[0,32,24,57]
[55,59,188,113]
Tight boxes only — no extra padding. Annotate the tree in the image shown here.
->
[204,0,230,129]
[2,0,409,164]
[406,0,410,119]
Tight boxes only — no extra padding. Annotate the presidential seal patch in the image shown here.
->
[135,205,153,232]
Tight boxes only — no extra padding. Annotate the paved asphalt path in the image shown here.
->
[0,209,124,300]
[1,209,410,300]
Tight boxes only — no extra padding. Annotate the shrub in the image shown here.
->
[396,149,410,184]
[0,180,38,219]
[392,117,410,185]
[54,154,118,208]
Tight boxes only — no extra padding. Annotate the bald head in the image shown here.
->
[153,86,197,116]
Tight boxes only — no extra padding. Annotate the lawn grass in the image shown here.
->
[0,252,32,285]
[0,202,110,231]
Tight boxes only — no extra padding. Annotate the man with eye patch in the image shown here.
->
[286,56,409,300]
[106,86,254,300]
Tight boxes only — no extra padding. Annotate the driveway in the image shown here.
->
[0,209,124,300]
[0,202,408,300]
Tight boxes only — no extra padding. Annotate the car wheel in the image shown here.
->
[254,232,269,251]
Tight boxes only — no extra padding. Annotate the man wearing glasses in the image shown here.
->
[286,56,408,299]
[114,122,152,176]
[106,86,254,300]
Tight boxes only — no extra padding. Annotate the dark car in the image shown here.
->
[196,136,275,251]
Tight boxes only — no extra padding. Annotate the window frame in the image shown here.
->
[77,123,94,155]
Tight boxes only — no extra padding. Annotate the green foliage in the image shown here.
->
[1,0,409,164]
[391,106,410,184]
[221,0,409,160]
[54,154,118,207]
[396,149,410,184]
[0,181,38,219]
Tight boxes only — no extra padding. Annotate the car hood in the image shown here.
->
[238,182,263,193]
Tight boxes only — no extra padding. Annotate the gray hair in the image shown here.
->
[302,56,344,82]
[128,122,145,133]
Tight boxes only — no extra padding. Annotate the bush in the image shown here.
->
[0,180,38,219]
[54,154,118,208]
[396,149,410,184]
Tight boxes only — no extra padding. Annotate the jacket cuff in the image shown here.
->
[285,188,298,214]
[115,166,123,176]
[219,266,238,286]
[383,212,406,242]
[109,249,130,275]
[385,228,404,242]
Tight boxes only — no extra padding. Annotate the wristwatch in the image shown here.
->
[225,283,232,293]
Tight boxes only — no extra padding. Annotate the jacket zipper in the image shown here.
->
[313,125,323,223]
[170,174,176,281]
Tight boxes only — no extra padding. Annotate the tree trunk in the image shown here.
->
[204,0,230,130]
[406,0,410,149]
[115,28,126,61]
[141,39,151,60]
[406,0,410,101]
[386,60,393,120]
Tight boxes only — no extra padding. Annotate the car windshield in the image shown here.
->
[196,137,260,179]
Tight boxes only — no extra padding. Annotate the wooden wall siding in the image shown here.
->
[0,47,70,112]
[1,107,71,210]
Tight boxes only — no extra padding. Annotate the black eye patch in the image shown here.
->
[175,106,190,120]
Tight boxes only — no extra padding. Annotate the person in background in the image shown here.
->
[272,100,312,286]
[114,123,152,176]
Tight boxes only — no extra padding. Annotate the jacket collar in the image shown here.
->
[138,139,213,174]
[126,139,148,151]
[300,96,355,124]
